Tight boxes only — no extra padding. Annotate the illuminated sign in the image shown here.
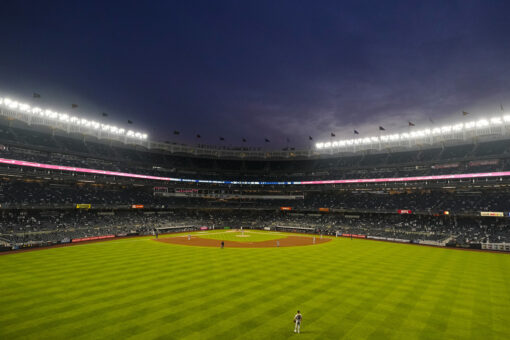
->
[444,211,450,215]
[480,212,504,217]
[397,209,412,214]
[318,208,330,212]
[131,205,144,209]
[2,157,510,186]
[280,207,292,211]
[76,204,91,209]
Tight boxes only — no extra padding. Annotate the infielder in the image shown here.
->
[294,310,302,333]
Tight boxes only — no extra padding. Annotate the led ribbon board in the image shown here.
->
[1,157,510,185]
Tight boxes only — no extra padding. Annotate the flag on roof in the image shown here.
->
[408,121,415,126]
[354,130,359,134]
[379,126,385,131]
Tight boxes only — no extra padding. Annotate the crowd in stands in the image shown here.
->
[2,209,510,247]
[1,179,510,213]
[2,123,510,182]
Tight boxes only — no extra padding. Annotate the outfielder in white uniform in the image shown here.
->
[294,311,302,333]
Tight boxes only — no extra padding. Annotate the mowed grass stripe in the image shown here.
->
[0,244,197,314]
[1,235,509,339]
[1,248,226,335]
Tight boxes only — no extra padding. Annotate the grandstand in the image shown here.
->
[1,95,510,252]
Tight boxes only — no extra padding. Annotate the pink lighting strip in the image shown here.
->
[1,157,510,185]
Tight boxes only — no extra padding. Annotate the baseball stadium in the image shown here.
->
[1,95,510,339]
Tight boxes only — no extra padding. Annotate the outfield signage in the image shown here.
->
[398,209,412,214]
[72,235,115,243]
[480,212,504,217]
[280,207,292,211]
[200,227,208,230]
[3,156,510,186]
[342,234,366,239]
[131,204,144,209]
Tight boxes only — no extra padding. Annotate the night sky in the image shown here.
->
[1,0,509,148]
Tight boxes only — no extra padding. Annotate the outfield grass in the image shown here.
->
[1,231,509,339]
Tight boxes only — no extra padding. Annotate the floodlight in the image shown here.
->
[19,103,31,112]
[465,121,475,129]
[490,117,502,125]
[440,125,451,133]
[476,119,489,127]
[452,123,463,131]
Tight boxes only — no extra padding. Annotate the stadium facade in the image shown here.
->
[1,95,510,252]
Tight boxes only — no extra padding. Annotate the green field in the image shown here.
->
[1,231,509,339]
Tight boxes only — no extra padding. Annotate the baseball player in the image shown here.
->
[294,310,302,333]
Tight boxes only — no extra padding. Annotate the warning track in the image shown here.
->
[155,235,331,248]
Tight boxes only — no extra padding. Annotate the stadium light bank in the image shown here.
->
[315,116,510,150]
[0,96,148,141]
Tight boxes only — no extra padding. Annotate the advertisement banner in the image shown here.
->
[131,204,144,209]
[341,234,366,239]
[431,163,459,169]
[318,208,330,212]
[469,159,499,167]
[72,235,115,243]
[200,227,208,230]
[76,204,91,209]
[480,212,504,217]
[398,209,412,214]
[280,207,292,211]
